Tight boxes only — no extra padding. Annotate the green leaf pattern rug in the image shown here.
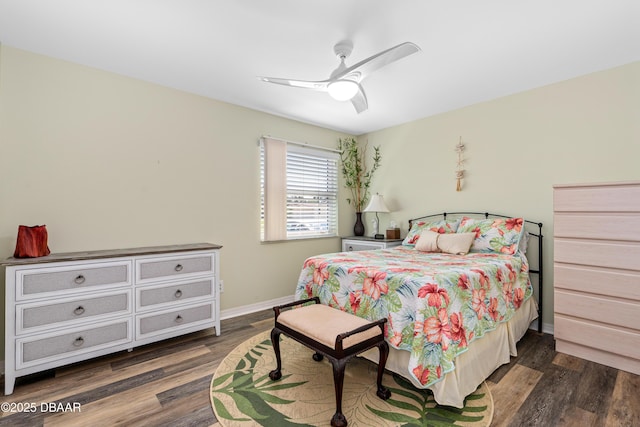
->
[210,331,493,426]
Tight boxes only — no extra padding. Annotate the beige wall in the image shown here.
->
[358,61,640,329]
[1,44,638,338]
[0,46,355,327]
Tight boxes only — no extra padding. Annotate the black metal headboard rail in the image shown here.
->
[408,212,544,333]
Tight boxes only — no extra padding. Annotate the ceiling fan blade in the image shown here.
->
[336,42,420,82]
[351,85,368,114]
[258,76,329,91]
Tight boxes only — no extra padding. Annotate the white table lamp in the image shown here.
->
[364,194,390,239]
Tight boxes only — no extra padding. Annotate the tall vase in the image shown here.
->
[353,212,365,236]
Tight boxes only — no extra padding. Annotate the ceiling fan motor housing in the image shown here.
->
[333,40,354,60]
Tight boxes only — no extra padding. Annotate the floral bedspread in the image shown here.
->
[295,246,533,388]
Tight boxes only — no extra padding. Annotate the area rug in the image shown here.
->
[210,331,493,426]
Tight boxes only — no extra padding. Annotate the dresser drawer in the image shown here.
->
[17,320,132,368]
[16,261,131,300]
[342,238,403,251]
[17,290,132,334]
[343,242,373,251]
[136,253,214,284]
[136,302,214,339]
[137,279,214,311]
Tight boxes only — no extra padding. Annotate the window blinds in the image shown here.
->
[260,137,339,241]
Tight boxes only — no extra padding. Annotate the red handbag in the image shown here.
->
[13,225,51,258]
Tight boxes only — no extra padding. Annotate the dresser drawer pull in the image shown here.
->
[174,290,183,298]
[73,337,85,347]
[74,275,86,285]
[175,315,183,323]
[174,264,183,272]
[73,306,85,316]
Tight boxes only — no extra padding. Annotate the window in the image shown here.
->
[260,137,338,241]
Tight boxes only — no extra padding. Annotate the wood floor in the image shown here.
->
[1,309,638,427]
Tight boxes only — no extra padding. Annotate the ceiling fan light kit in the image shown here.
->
[328,80,359,101]
[258,41,420,113]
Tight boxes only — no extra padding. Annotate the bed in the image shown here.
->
[295,212,543,408]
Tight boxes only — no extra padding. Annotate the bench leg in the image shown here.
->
[375,341,391,400]
[330,358,348,427]
[268,328,283,381]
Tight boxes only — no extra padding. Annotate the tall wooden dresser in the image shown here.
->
[2,243,221,395]
[553,181,640,374]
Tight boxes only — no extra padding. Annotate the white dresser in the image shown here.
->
[2,243,221,395]
[553,181,640,375]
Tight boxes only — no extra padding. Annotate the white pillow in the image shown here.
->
[415,230,475,255]
[437,232,476,255]
[518,231,529,253]
[415,230,440,252]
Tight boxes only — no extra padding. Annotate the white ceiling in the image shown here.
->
[1,1,638,135]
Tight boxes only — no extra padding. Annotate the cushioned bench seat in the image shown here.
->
[269,297,390,427]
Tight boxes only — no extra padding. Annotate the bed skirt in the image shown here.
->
[360,297,539,408]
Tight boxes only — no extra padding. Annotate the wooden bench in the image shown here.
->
[269,297,391,427]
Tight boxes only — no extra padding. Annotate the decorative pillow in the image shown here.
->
[437,232,476,255]
[457,217,524,255]
[415,230,440,252]
[403,218,461,246]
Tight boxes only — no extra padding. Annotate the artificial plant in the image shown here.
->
[337,137,381,212]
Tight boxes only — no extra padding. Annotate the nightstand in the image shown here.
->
[342,236,404,252]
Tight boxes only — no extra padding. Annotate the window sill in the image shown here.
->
[260,235,340,244]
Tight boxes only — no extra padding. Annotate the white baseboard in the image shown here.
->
[529,318,554,335]
[220,295,295,320]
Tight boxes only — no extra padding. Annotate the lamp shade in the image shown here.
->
[364,194,390,213]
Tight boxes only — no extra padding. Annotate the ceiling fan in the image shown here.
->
[258,41,421,114]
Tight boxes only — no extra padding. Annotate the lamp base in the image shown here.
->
[374,234,385,240]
